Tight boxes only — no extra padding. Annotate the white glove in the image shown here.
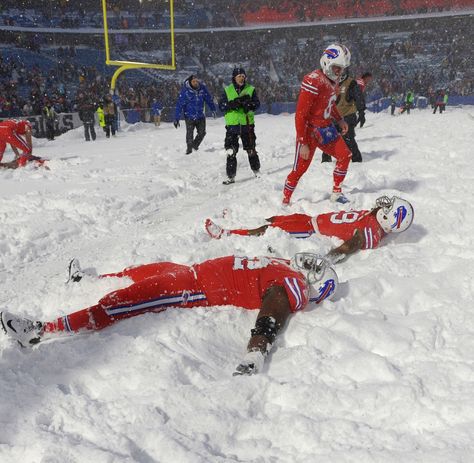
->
[233,350,266,376]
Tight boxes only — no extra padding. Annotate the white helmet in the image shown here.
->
[320,44,351,83]
[290,253,339,304]
[375,196,414,233]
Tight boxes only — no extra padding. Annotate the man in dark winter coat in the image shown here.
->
[322,71,366,163]
[218,67,261,185]
[78,98,97,141]
[174,75,216,155]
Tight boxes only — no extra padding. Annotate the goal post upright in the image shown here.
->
[101,0,176,92]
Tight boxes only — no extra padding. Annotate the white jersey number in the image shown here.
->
[329,211,360,224]
[323,94,337,119]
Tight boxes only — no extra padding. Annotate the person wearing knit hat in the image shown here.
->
[174,74,217,155]
[218,66,261,185]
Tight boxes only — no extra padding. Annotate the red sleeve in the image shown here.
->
[295,75,319,144]
[360,225,384,250]
[330,103,342,122]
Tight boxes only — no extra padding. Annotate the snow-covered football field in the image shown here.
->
[1,107,474,462]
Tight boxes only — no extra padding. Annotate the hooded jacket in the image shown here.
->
[174,78,216,121]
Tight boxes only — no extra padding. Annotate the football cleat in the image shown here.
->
[67,258,84,283]
[205,218,226,240]
[1,311,43,347]
[222,177,235,185]
[330,192,350,204]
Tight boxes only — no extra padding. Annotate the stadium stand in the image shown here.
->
[0,1,473,127]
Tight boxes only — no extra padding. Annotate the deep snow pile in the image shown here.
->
[1,108,474,463]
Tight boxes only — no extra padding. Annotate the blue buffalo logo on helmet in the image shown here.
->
[323,48,340,59]
[392,205,407,230]
[311,278,336,304]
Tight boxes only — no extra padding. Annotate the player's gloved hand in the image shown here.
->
[358,111,366,128]
[242,100,256,113]
[173,120,180,128]
[233,350,265,376]
[226,100,241,110]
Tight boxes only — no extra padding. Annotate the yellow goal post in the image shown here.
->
[101,0,176,91]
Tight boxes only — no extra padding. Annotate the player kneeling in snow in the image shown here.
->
[205,196,414,264]
[1,254,338,376]
[0,119,46,169]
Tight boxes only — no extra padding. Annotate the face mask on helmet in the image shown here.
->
[320,44,351,83]
[375,196,414,233]
[290,253,339,304]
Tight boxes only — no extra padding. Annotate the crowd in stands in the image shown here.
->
[0,13,472,121]
[1,0,473,30]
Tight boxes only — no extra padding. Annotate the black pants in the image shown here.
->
[104,115,116,137]
[224,124,260,178]
[84,122,96,141]
[185,118,206,151]
[400,103,412,114]
[45,121,55,140]
[322,113,361,162]
[433,104,445,114]
[391,104,396,115]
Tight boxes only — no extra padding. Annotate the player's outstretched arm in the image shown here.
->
[234,286,291,376]
[326,229,364,264]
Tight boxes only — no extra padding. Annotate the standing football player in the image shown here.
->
[205,196,414,264]
[282,44,352,205]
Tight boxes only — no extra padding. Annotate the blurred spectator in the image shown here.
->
[103,95,117,137]
[42,100,57,140]
[151,97,163,127]
[78,97,97,141]
[400,90,415,114]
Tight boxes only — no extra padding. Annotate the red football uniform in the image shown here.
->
[283,69,351,202]
[315,210,385,249]
[295,69,342,144]
[43,256,309,335]
[269,210,385,249]
[0,119,32,161]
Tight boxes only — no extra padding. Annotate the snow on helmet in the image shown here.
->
[290,253,339,304]
[375,196,414,233]
[320,44,351,83]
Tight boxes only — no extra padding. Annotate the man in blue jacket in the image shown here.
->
[174,75,216,154]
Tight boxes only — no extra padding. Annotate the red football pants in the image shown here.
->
[283,135,351,200]
[44,262,208,335]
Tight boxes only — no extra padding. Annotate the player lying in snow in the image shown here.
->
[1,253,338,376]
[205,196,414,264]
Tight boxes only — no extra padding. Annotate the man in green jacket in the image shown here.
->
[400,90,415,114]
[218,67,261,185]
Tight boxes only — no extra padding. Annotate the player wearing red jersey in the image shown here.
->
[283,44,352,206]
[0,119,45,169]
[205,196,414,264]
[1,253,338,375]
